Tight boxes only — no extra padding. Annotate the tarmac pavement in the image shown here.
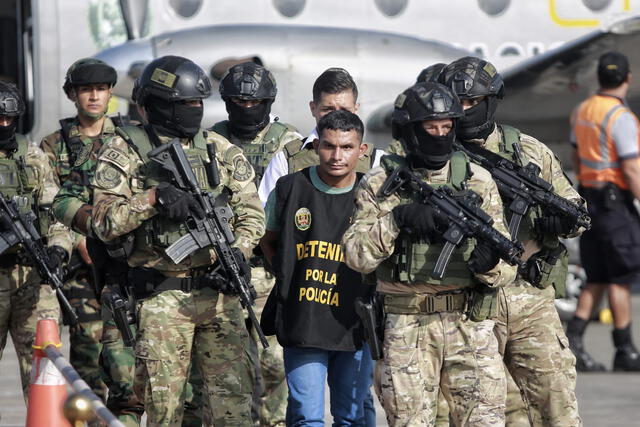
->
[2,296,640,426]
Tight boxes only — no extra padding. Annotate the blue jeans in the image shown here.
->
[283,345,373,427]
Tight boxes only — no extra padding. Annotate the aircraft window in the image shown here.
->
[169,0,202,18]
[477,0,510,16]
[500,46,522,57]
[375,0,409,17]
[273,0,306,18]
[582,0,611,11]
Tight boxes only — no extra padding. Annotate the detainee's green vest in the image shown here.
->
[210,120,295,183]
[375,152,478,287]
[116,126,225,251]
[0,135,50,236]
[283,138,377,174]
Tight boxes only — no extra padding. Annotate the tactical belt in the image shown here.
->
[383,291,469,315]
[129,266,214,299]
[64,286,99,300]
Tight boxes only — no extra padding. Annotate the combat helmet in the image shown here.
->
[63,58,117,96]
[136,55,211,106]
[0,82,25,117]
[219,62,277,100]
[392,82,463,165]
[416,63,446,84]
[441,56,504,99]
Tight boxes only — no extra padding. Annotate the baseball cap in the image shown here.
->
[597,51,629,88]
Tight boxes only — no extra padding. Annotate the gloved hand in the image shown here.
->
[392,203,441,240]
[45,245,67,270]
[205,248,256,299]
[468,242,500,274]
[155,182,205,222]
[232,247,252,283]
[536,215,576,236]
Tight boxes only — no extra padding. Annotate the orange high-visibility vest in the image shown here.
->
[574,94,640,190]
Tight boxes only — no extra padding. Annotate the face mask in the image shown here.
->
[0,121,18,152]
[457,98,497,140]
[225,100,272,140]
[146,97,203,138]
[409,123,455,170]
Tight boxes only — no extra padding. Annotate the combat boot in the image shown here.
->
[567,316,606,372]
[568,335,607,372]
[612,325,640,371]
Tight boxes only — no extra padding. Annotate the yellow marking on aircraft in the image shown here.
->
[549,0,599,27]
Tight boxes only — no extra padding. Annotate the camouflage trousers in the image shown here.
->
[134,288,254,427]
[100,286,209,427]
[0,263,60,400]
[249,267,287,427]
[495,280,581,426]
[376,308,506,427]
[65,270,107,401]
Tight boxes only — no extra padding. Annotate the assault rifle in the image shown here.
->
[453,141,591,238]
[148,140,268,348]
[379,166,524,279]
[0,194,78,325]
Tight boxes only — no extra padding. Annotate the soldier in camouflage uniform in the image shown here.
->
[210,61,301,427]
[52,61,206,427]
[342,82,516,427]
[0,82,72,410]
[91,56,264,427]
[40,58,124,402]
[442,57,583,426]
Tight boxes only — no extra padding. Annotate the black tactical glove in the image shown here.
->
[392,203,441,240]
[536,215,576,236]
[155,182,205,222]
[45,245,67,270]
[468,242,500,274]
[204,248,256,299]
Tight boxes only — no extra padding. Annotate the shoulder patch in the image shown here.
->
[94,163,123,190]
[232,156,253,182]
[100,147,129,169]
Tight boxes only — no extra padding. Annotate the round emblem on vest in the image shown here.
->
[294,207,312,231]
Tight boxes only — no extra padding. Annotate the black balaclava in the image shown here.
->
[0,121,18,152]
[408,122,455,170]
[146,96,203,138]
[225,99,272,140]
[457,97,497,140]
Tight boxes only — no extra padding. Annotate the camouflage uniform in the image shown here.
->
[52,119,209,426]
[342,158,516,427]
[91,129,264,426]
[210,119,301,427]
[470,125,582,426]
[0,138,72,401]
[42,116,114,401]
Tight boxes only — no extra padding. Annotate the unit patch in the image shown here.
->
[74,143,93,167]
[232,157,252,182]
[150,68,177,88]
[294,207,312,231]
[94,164,122,189]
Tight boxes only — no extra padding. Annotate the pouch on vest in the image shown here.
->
[520,242,569,297]
[468,285,499,321]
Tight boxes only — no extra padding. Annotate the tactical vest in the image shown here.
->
[0,135,49,236]
[375,152,478,286]
[210,120,294,183]
[116,126,221,253]
[283,138,377,174]
[495,124,569,294]
[60,115,129,168]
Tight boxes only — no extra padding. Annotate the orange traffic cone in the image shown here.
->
[25,319,70,427]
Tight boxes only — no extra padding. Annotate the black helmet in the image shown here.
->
[219,62,277,100]
[136,56,211,106]
[441,56,504,99]
[392,82,463,128]
[63,58,117,96]
[416,63,446,84]
[0,82,25,117]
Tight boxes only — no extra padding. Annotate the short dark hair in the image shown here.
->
[598,51,630,89]
[317,110,364,142]
[312,68,358,103]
